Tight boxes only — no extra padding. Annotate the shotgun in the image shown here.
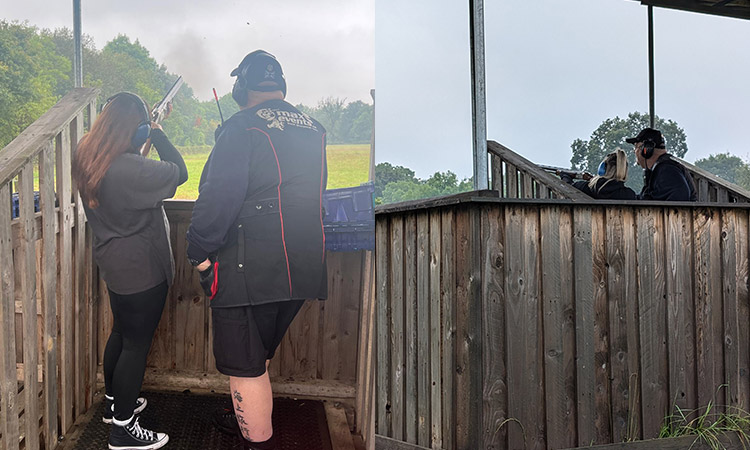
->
[538,164,590,180]
[142,76,184,156]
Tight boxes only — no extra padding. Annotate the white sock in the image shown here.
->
[112,415,133,427]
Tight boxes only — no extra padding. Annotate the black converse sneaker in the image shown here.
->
[103,396,148,424]
[109,416,169,450]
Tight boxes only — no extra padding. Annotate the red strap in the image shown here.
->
[210,261,219,300]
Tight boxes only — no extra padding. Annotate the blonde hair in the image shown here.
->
[588,149,628,190]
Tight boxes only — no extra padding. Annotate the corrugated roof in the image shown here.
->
[633,0,750,20]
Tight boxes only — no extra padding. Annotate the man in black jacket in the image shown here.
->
[186,50,327,450]
[628,127,697,202]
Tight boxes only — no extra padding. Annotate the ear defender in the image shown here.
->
[231,77,248,107]
[104,92,151,149]
[641,139,656,160]
[597,160,607,176]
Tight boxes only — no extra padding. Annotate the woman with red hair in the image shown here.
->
[73,92,187,450]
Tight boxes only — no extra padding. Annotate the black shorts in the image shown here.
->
[211,300,305,377]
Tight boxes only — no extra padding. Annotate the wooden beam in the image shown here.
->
[0,88,98,186]
[375,435,432,450]
[325,402,356,450]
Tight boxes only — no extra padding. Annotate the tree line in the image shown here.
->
[0,21,372,149]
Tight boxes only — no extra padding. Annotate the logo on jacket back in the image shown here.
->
[257,108,318,132]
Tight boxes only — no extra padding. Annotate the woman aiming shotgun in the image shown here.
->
[73,92,187,450]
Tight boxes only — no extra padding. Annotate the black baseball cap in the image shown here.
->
[230,50,287,96]
[625,128,665,148]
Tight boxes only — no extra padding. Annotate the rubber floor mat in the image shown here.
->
[67,391,334,450]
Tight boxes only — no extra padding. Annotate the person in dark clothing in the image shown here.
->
[627,127,697,201]
[73,92,187,450]
[186,50,327,450]
[561,149,637,200]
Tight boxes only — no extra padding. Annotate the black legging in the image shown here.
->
[103,281,168,421]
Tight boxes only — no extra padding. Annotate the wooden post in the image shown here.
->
[19,164,40,450]
[57,123,75,432]
[0,183,19,450]
[40,143,59,449]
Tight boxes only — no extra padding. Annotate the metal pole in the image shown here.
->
[648,5,655,127]
[470,0,488,191]
[73,0,83,87]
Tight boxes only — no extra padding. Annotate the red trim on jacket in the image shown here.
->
[320,133,326,263]
[248,127,293,297]
[210,261,219,300]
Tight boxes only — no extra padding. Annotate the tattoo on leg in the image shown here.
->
[237,415,248,425]
[240,425,251,440]
[233,390,243,403]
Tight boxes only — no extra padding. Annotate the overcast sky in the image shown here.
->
[3,0,374,106]
[376,0,750,179]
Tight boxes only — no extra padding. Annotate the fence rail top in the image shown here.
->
[375,189,750,215]
[0,87,99,185]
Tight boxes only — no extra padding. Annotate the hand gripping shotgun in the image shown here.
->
[142,76,184,156]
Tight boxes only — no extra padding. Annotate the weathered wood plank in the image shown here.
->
[355,250,375,440]
[482,205,508,450]
[320,251,362,383]
[389,215,405,441]
[402,213,417,444]
[574,206,596,446]
[325,402,356,450]
[592,208,612,444]
[440,209,456,450]
[56,124,75,432]
[606,207,641,442]
[490,155,504,195]
[505,163,518,198]
[72,112,87,419]
[735,211,750,409]
[721,209,741,408]
[505,205,545,450]
[635,207,668,439]
[0,182,20,450]
[415,213,430,447]
[522,174,533,199]
[693,208,724,411]
[172,221,205,371]
[664,208,696,415]
[454,206,483,450]
[541,205,576,449]
[376,216,391,436]
[18,164,40,450]
[427,211,442,449]
[146,221,176,370]
[39,144,59,450]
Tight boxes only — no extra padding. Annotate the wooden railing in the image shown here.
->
[488,139,750,203]
[487,141,590,201]
[0,88,99,450]
[677,156,750,202]
[376,193,750,450]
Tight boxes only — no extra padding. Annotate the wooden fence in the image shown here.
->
[376,192,750,450]
[93,200,375,444]
[488,140,750,203]
[0,88,100,450]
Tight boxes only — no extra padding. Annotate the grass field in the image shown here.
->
[173,144,371,200]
